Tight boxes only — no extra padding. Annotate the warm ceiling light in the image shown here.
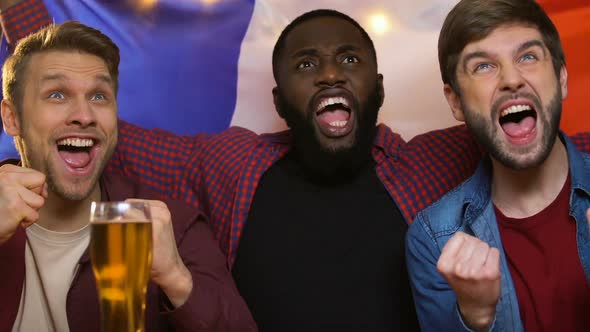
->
[368,13,392,35]
[130,0,157,12]
[200,0,220,5]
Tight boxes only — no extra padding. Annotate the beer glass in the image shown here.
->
[89,201,153,332]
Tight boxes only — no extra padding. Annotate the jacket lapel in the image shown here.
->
[0,227,26,331]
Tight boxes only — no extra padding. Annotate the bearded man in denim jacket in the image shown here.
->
[406,0,590,331]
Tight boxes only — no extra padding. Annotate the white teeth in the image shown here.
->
[316,96,350,112]
[501,104,532,117]
[329,120,348,128]
[57,138,94,147]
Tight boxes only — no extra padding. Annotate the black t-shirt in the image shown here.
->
[232,153,419,331]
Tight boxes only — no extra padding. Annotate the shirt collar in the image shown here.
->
[463,131,590,222]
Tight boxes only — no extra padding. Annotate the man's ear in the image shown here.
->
[376,74,384,108]
[272,86,285,119]
[1,99,21,136]
[443,84,465,122]
[559,65,568,100]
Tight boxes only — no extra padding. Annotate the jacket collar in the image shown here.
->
[566,134,590,199]
[462,131,590,224]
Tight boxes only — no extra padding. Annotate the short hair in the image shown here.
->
[271,9,377,82]
[2,20,120,110]
[438,0,565,93]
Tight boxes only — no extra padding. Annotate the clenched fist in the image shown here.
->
[437,231,501,332]
[0,164,47,245]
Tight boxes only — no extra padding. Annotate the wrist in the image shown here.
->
[155,263,193,308]
[458,303,496,332]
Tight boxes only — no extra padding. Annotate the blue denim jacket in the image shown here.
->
[406,134,590,332]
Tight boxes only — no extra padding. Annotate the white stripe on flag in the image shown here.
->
[232,0,461,139]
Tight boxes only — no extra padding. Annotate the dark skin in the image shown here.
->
[272,16,384,154]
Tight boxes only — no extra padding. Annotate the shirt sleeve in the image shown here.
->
[0,0,51,47]
[400,125,484,222]
[406,214,497,332]
[108,119,204,200]
[161,217,257,331]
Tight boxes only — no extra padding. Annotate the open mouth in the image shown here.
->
[56,137,97,171]
[314,96,354,137]
[499,104,537,141]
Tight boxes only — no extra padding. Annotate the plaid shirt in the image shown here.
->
[0,0,51,47]
[108,120,488,265]
[6,0,590,266]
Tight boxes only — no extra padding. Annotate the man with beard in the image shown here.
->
[113,10,480,331]
[10,4,590,332]
[406,0,590,331]
[0,21,256,331]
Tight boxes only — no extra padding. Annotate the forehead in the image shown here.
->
[282,16,371,56]
[461,24,544,56]
[26,50,111,83]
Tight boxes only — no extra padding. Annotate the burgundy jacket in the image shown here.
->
[0,161,257,332]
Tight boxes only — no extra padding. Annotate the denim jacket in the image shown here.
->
[406,133,590,332]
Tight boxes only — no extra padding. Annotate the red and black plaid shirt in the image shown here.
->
[108,120,487,265]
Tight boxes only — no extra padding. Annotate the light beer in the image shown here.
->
[90,220,152,332]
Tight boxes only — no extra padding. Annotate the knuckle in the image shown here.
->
[24,209,39,223]
[436,261,447,273]
[37,172,46,183]
[468,268,481,279]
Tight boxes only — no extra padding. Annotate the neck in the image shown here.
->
[491,139,568,218]
[293,147,372,185]
[37,185,101,232]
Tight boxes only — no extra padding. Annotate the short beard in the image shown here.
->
[278,89,381,183]
[19,133,115,202]
[463,89,562,170]
[44,161,101,201]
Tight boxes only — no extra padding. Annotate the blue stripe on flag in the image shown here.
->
[0,0,255,160]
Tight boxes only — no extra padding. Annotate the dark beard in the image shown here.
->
[463,89,562,170]
[278,89,381,183]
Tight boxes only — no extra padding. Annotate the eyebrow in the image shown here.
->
[40,73,113,85]
[461,51,490,73]
[290,44,362,59]
[460,39,547,73]
[517,40,546,56]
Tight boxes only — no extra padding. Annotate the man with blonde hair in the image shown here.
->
[0,21,255,332]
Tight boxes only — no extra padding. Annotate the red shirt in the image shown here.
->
[496,175,590,332]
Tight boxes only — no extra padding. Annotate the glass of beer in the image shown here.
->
[89,201,153,332]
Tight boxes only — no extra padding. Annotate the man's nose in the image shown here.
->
[66,98,97,127]
[498,64,526,93]
[315,61,346,87]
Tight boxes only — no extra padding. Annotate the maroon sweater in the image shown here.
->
[0,162,257,332]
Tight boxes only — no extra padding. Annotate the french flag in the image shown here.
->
[1,0,588,159]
